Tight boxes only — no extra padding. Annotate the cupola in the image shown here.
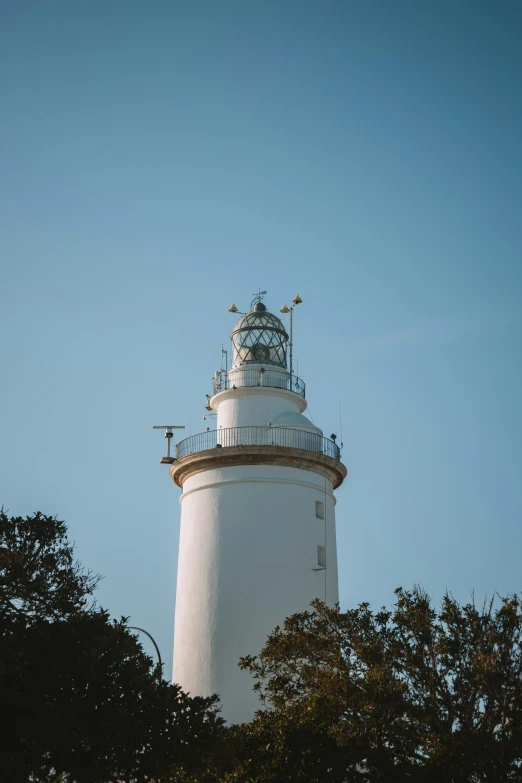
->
[230,298,289,369]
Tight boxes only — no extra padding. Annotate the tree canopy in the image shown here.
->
[4,510,522,782]
[226,588,522,782]
[0,510,98,622]
[0,510,224,783]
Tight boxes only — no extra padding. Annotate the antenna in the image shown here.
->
[221,344,228,374]
[339,400,344,450]
[152,425,185,464]
[280,294,302,388]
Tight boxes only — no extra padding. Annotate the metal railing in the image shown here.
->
[176,426,340,461]
[212,368,306,398]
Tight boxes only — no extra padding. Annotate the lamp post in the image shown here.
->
[280,295,302,390]
[128,626,163,682]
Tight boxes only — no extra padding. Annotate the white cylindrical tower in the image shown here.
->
[170,296,346,724]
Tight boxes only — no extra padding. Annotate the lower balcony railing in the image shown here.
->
[175,426,340,461]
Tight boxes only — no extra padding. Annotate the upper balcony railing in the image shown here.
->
[212,368,306,398]
[176,426,340,461]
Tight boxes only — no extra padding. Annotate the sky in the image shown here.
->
[1,0,521,679]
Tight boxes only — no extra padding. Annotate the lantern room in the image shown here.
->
[230,300,288,369]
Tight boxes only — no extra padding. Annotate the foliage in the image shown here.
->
[0,511,225,782]
[0,510,99,622]
[5,511,521,782]
[226,588,522,782]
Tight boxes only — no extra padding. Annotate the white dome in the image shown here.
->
[269,411,322,434]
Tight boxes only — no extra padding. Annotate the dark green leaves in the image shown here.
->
[0,510,225,783]
[228,589,522,782]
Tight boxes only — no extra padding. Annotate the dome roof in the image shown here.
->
[231,309,288,338]
[270,411,322,434]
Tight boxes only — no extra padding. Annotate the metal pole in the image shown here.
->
[289,306,293,389]
[128,626,163,683]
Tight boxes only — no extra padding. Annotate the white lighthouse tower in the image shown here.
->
[169,293,347,724]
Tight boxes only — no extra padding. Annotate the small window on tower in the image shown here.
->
[315,500,324,520]
[317,545,326,568]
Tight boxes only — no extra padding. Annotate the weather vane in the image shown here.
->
[251,289,267,309]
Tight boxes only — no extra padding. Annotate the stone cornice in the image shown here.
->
[169,445,347,490]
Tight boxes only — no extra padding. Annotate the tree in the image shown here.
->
[0,511,225,782]
[0,510,99,622]
[227,588,522,782]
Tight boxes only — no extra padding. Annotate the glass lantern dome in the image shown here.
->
[231,302,289,368]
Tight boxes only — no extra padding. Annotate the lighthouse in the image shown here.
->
[169,293,347,724]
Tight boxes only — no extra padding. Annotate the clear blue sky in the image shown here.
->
[1,0,521,678]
